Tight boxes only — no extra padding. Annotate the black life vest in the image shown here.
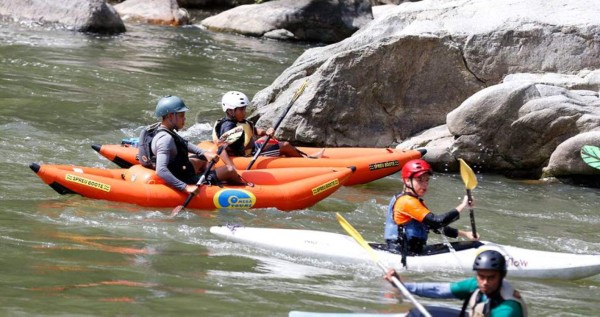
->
[212,118,255,156]
[138,124,195,182]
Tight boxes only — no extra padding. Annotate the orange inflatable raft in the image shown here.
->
[92,142,425,186]
[29,163,354,211]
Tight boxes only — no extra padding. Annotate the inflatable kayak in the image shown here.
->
[210,225,600,280]
[289,305,460,317]
[29,163,354,211]
[91,142,425,186]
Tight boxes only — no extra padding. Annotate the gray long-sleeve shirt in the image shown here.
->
[151,128,205,191]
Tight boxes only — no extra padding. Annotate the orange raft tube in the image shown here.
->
[29,163,354,211]
[92,143,425,186]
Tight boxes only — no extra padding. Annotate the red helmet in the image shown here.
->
[401,159,433,179]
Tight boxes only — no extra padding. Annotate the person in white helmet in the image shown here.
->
[213,91,324,158]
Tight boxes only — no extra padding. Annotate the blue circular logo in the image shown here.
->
[213,189,257,209]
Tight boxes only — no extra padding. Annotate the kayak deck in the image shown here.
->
[210,225,600,280]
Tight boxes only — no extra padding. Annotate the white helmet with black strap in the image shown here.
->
[221,91,250,112]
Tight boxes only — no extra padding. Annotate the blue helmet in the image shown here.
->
[155,95,189,118]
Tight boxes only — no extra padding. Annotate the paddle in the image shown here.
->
[246,80,308,170]
[335,213,432,317]
[171,126,244,216]
[458,159,478,238]
[581,145,600,170]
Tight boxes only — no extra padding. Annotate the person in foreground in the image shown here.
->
[384,159,479,258]
[212,91,324,158]
[140,95,246,193]
[385,250,528,317]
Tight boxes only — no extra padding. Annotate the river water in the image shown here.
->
[1,20,599,316]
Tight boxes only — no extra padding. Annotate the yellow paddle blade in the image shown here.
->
[458,159,478,190]
[336,212,379,262]
[335,212,433,317]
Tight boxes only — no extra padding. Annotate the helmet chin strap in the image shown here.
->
[403,178,418,196]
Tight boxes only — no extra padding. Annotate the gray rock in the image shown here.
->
[263,29,295,41]
[396,71,600,185]
[544,131,600,186]
[447,80,600,178]
[200,0,373,43]
[372,4,397,19]
[397,125,455,171]
[504,70,600,92]
[0,0,125,33]
[252,0,600,150]
[178,0,256,9]
[114,0,189,26]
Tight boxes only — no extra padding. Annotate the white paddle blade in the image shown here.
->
[220,126,244,144]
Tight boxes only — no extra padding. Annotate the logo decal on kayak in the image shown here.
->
[65,174,111,192]
[369,160,399,171]
[312,179,340,195]
[476,248,529,268]
[213,189,256,209]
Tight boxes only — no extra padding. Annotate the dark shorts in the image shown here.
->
[253,137,281,157]
[186,170,219,186]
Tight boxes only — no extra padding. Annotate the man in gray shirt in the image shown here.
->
[147,95,245,193]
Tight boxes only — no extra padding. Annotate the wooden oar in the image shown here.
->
[171,126,244,216]
[458,159,478,238]
[246,80,308,170]
[581,145,600,170]
[335,213,432,317]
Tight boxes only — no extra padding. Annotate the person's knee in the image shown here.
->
[223,165,236,174]
[216,165,237,177]
[280,141,291,148]
[189,158,206,174]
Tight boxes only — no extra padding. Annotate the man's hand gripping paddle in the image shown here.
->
[335,213,432,317]
[171,126,244,216]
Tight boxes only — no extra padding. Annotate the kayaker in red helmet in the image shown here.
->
[384,159,479,262]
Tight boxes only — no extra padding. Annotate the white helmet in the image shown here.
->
[221,91,250,112]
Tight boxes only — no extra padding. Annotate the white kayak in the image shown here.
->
[210,225,600,280]
[290,313,406,317]
[289,305,460,317]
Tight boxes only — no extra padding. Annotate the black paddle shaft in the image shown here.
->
[179,145,226,210]
[246,81,307,170]
[467,188,477,238]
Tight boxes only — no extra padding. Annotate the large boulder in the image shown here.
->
[177,0,256,9]
[251,0,600,148]
[446,80,600,178]
[0,0,125,34]
[114,0,189,26]
[200,0,373,43]
[399,70,600,181]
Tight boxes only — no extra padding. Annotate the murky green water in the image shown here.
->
[1,20,599,316]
